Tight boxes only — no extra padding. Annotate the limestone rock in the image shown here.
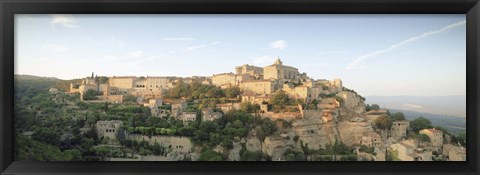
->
[337,91,366,117]
[228,142,242,161]
[262,136,294,161]
[246,137,262,152]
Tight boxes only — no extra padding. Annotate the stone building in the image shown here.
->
[391,120,410,139]
[241,92,270,105]
[420,128,444,150]
[171,101,188,118]
[283,83,310,101]
[145,77,174,96]
[263,57,300,84]
[70,75,109,101]
[96,120,123,140]
[235,64,263,77]
[216,103,241,113]
[361,132,382,147]
[108,76,176,97]
[212,73,238,87]
[389,139,432,161]
[212,73,254,88]
[202,109,223,121]
[108,76,137,90]
[239,79,275,95]
[144,98,163,117]
[443,144,466,161]
[180,112,197,126]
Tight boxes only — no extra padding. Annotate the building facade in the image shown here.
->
[420,128,444,150]
[96,120,123,140]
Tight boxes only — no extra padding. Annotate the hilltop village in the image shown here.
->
[17,58,466,161]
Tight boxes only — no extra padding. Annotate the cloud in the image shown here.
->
[403,103,423,109]
[269,40,287,49]
[129,50,143,58]
[185,45,207,51]
[162,37,195,41]
[346,20,466,70]
[184,41,219,52]
[253,55,275,66]
[50,14,78,28]
[42,44,69,53]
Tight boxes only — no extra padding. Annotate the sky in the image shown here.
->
[15,14,466,97]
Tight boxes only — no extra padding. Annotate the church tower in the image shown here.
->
[274,57,283,65]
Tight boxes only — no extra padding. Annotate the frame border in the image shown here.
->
[1,0,479,175]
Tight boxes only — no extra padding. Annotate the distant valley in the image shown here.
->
[389,109,466,135]
[366,95,466,134]
[366,95,466,118]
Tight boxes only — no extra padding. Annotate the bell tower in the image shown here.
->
[274,57,283,65]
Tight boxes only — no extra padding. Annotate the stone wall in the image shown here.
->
[127,134,192,153]
[338,121,374,146]
[260,112,302,121]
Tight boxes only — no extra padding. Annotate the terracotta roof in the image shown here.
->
[425,128,443,133]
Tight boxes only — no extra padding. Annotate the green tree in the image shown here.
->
[221,137,233,149]
[241,150,264,161]
[410,117,433,132]
[417,134,431,142]
[94,146,111,160]
[123,95,137,103]
[62,149,82,160]
[83,89,98,100]
[240,102,260,113]
[373,115,391,130]
[225,86,241,99]
[261,118,277,136]
[390,112,406,121]
[198,150,223,161]
[269,90,291,112]
[31,127,61,146]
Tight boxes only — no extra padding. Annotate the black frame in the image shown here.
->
[1,0,479,175]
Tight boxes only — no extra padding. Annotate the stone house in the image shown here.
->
[361,132,382,147]
[391,120,410,139]
[180,112,197,126]
[216,103,241,113]
[96,120,123,140]
[202,109,222,121]
[171,101,188,118]
[241,92,269,105]
[390,139,432,161]
[443,144,466,161]
[419,128,444,150]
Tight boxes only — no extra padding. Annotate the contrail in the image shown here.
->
[346,20,466,70]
